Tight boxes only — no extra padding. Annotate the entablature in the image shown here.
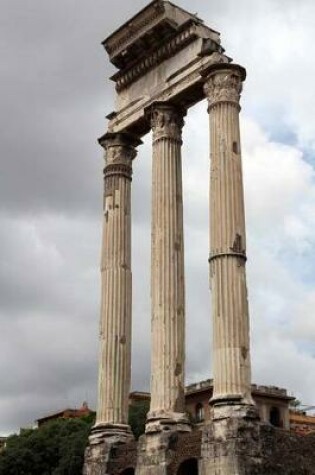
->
[103,0,232,137]
[103,0,220,69]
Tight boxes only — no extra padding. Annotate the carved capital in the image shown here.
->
[104,163,133,181]
[98,132,142,180]
[203,64,246,111]
[105,145,136,167]
[149,103,185,143]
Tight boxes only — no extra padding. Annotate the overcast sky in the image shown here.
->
[1,0,315,435]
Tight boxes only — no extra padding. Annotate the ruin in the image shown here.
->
[83,1,315,474]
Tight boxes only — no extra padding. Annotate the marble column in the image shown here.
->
[146,102,189,432]
[93,131,141,441]
[204,64,254,406]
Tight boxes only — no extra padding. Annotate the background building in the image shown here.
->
[131,380,294,430]
[35,382,315,435]
[36,402,93,428]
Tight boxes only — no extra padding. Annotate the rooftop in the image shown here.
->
[131,380,294,400]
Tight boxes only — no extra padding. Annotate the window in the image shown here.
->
[195,403,204,423]
[177,458,198,475]
[270,407,281,427]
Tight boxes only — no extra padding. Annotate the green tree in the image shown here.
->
[0,402,149,474]
[0,417,93,475]
[128,400,150,440]
[289,399,301,408]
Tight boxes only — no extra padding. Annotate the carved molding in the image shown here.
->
[113,24,198,91]
[150,104,185,143]
[204,67,244,110]
[105,145,136,166]
[103,146,135,183]
[105,1,165,57]
[99,133,141,182]
[104,163,133,181]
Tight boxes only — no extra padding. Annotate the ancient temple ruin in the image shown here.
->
[83,2,315,474]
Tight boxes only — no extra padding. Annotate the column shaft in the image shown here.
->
[148,103,188,429]
[96,132,140,430]
[204,65,253,405]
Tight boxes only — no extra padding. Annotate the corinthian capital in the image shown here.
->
[203,64,246,110]
[149,103,185,143]
[98,132,142,180]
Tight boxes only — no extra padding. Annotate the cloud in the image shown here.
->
[242,118,315,248]
[241,119,315,403]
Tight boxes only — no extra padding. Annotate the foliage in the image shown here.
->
[128,400,150,440]
[289,399,301,408]
[0,401,150,474]
[0,417,93,475]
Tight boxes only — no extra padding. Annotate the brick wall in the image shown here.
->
[107,441,138,475]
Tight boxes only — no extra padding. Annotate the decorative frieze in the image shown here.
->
[112,24,199,91]
[104,1,165,59]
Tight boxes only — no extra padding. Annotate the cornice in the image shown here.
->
[111,22,199,92]
[104,1,165,61]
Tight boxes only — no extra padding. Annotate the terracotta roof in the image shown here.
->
[290,411,315,425]
[36,403,92,423]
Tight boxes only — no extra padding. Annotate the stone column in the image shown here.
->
[146,102,189,432]
[93,131,142,442]
[204,64,253,406]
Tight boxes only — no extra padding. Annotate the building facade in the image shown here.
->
[130,380,294,431]
[36,402,93,427]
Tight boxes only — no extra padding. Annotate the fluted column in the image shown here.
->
[95,131,141,439]
[204,64,253,406]
[147,102,189,432]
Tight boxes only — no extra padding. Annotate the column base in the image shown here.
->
[200,404,261,475]
[88,422,134,445]
[212,402,260,423]
[211,392,255,408]
[145,410,191,434]
[83,423,134,475]
[136,432,170,475]
[136,427,196,475]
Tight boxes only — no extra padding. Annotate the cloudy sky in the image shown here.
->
[1,0,315,434]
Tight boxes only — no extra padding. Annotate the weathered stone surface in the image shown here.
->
[84,438,137,475]
[200,407,262,475]
[84,421,315,475]
[168,431,202,473]
[84,2,315,475]
[84,132,142,472]
[104,1,220,69]
[96,132,141,433]
[201,416,315,475]
[204,64,254,407]
[107,440,138,475]
[136,430,202,475]
[83,438,111,475]
[259,427,315,475]
[103,0,228,136]
[146,102,190,433]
